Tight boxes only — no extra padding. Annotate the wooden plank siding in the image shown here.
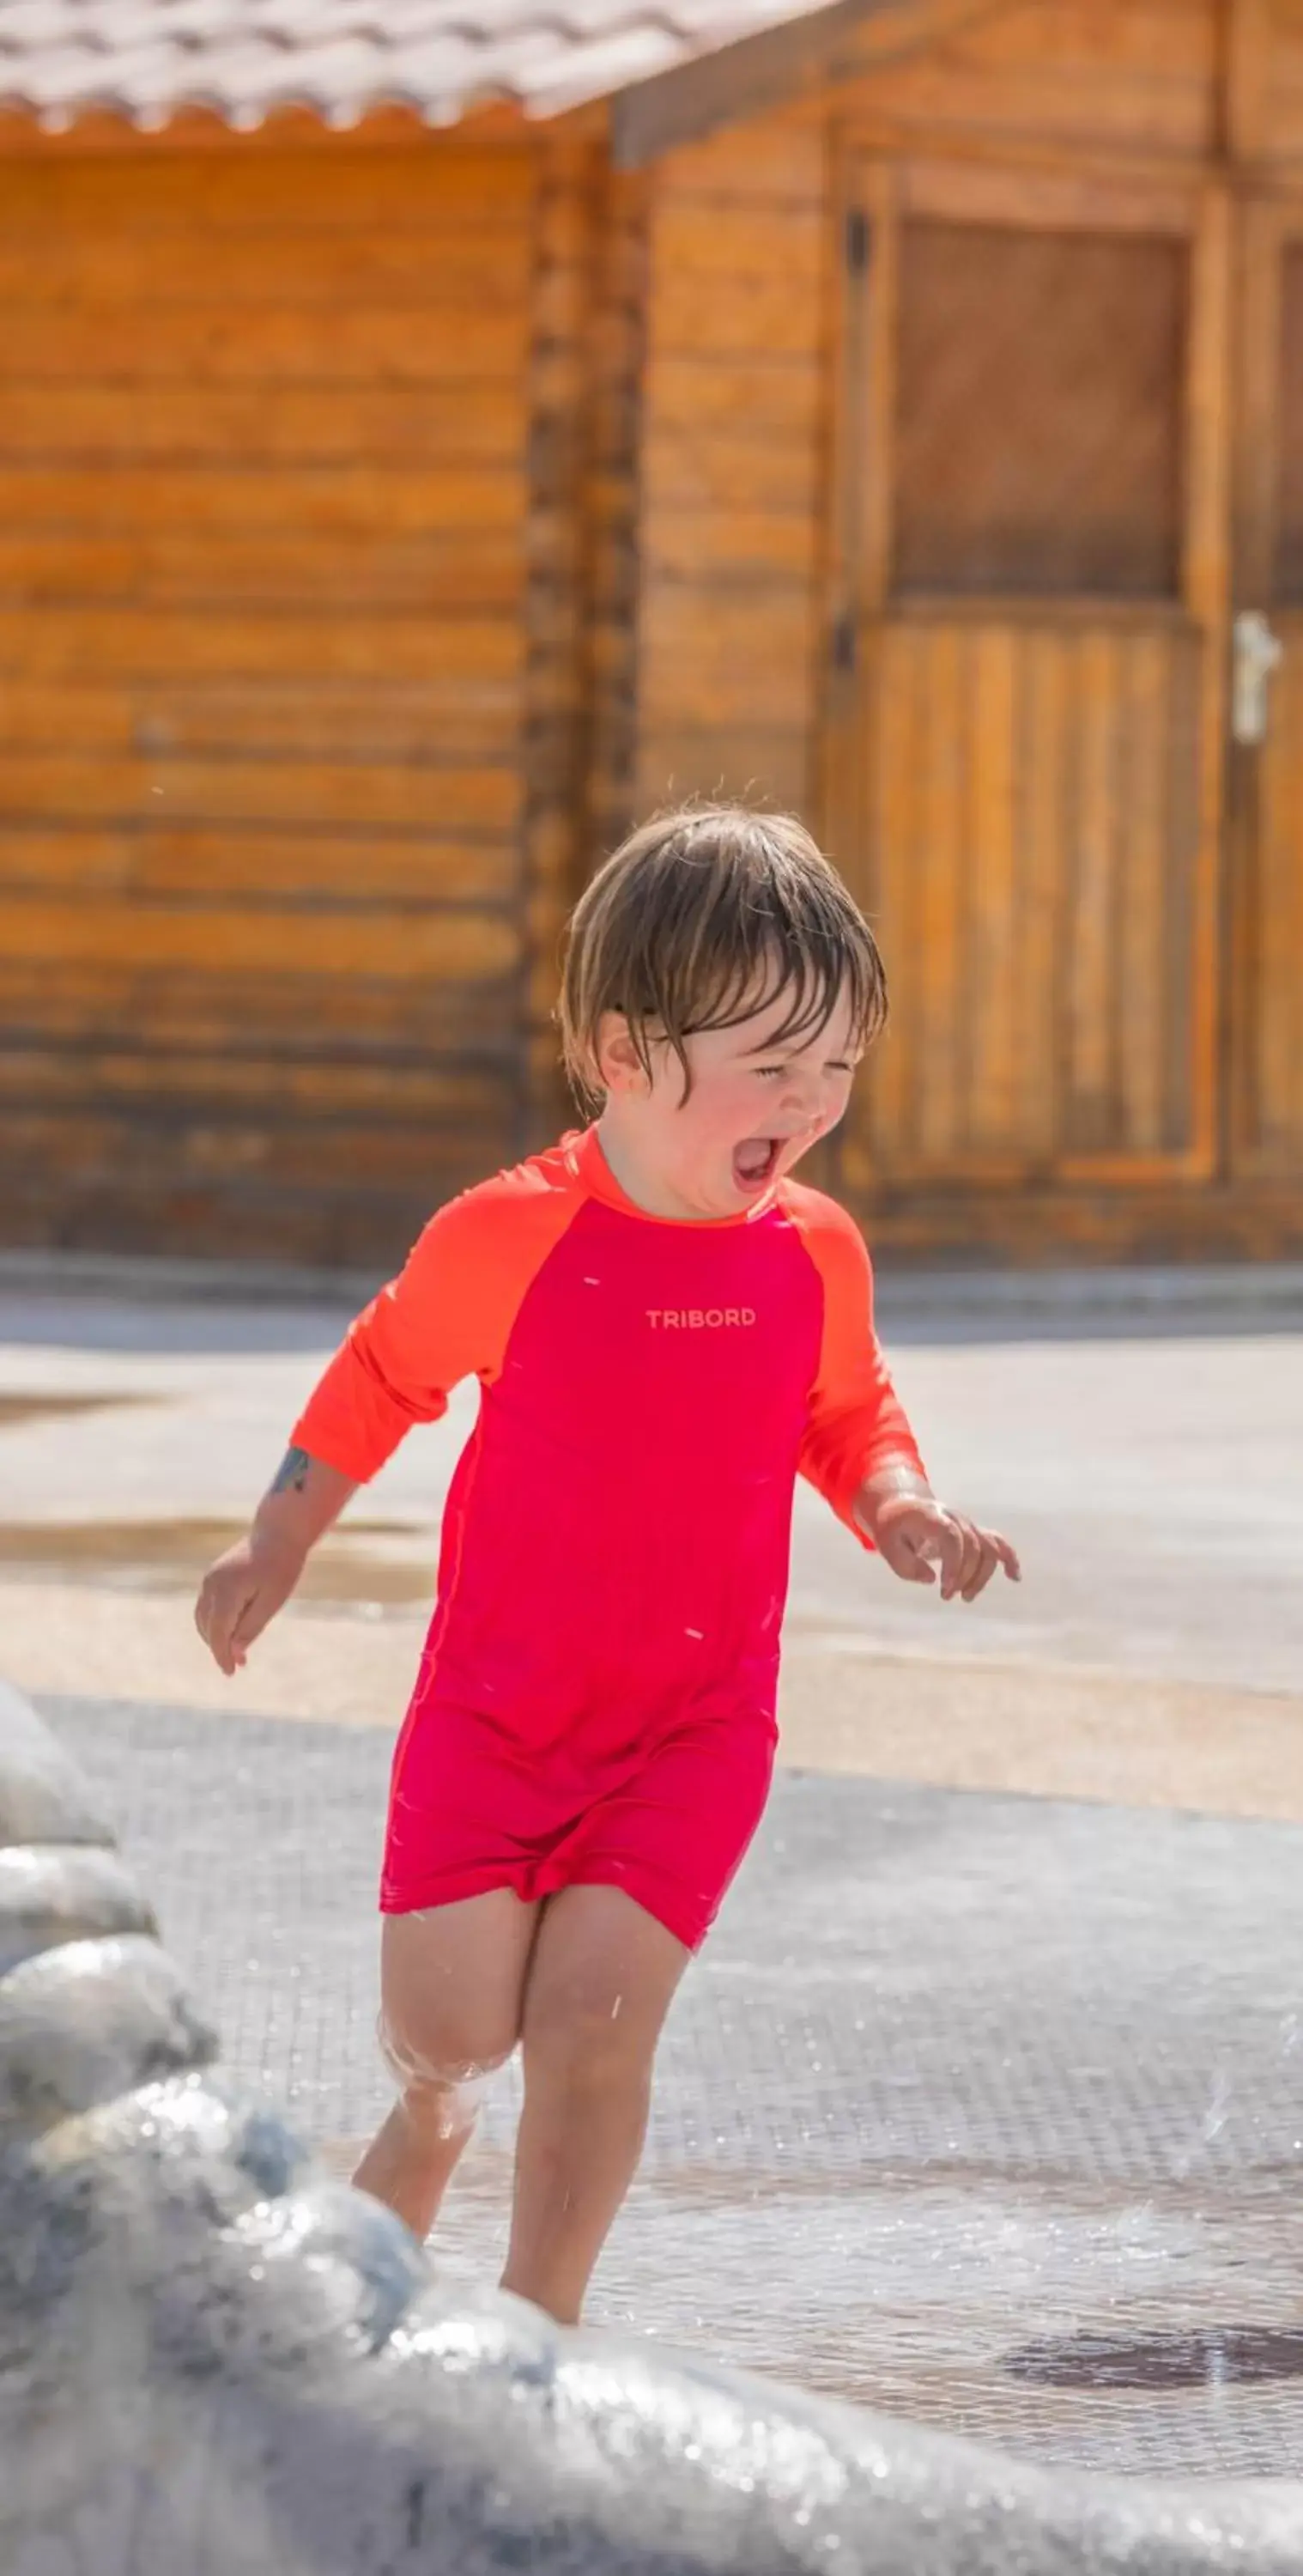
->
[3,0,1303,1273]
[1240,0,1303,167]
[520,142,651,1140]
[833,0,1218,160]
[635,118,830,821]
[0,143,533,1264]
[522,139,601,1140]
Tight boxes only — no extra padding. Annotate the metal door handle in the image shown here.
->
[1232,611,1284,746]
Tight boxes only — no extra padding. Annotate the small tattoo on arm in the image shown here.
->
[269,1445,313,1498]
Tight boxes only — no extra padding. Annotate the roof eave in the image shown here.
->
[0,0,996,165]
[0,94,583,155]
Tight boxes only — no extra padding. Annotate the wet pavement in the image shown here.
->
[39,1685,1303,2482]
[6,1262,1303,2486]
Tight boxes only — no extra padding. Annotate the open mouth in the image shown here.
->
[732,1137,781,1192]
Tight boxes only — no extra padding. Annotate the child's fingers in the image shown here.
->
[230,1590,273,1659]
[961,1531,1001,1601]
[230,1558,300,1661]
[961,1528,1022,1602]
[195,1604,232,1674]
[930,1517,972,1601]
[207,1610,244,1677]
[196,1572,253,1675]
[877,1503,1020,1603]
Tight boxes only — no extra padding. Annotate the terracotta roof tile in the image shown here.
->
[0,0,838,124]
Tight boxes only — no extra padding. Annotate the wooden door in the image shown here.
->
[827,157,1231,1206]
[1230,192,1303,1177]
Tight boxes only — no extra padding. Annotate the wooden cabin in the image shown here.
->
[0,0,1300,1269]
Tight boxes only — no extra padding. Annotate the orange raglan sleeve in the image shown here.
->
[787,1186,928,1550]
[291,1160,581,1484]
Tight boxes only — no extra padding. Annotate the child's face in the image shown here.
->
[597,978,862,1221]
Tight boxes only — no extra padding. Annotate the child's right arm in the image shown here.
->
[195,1445,356,1675]
[193,1166,562,1677]
[191,1206,464,1680]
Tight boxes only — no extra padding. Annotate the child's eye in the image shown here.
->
[755,1065,785,1079]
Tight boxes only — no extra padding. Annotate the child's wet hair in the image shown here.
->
[559,803,888,1107]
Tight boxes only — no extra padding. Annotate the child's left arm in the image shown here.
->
[851,1467,1020,1604]
[794,1194,1020,1606]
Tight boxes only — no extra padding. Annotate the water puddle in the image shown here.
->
[0,1517,435,1607]
[1003,2325,1303,2391]
[0,1393,158,1430]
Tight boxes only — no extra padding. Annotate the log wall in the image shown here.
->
[521,141,650,1144]
[836,0,1216,158]
[5,0,1303,1269]
[0,143,533,1265]
[635,116,829,824]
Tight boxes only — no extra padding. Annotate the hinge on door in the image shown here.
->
[831,611,856,674]
[845,208,870,276]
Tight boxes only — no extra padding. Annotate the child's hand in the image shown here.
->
[858,1486,1021,1602]
[195,1532,305,1675]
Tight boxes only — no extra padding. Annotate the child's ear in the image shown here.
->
[595,1012,650,1096]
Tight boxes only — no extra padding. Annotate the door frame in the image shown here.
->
[1227,183,1303,1176]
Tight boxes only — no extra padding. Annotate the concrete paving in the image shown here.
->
[3,1262,1303,2482]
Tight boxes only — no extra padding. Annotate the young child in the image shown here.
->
[196,805,1018,2328]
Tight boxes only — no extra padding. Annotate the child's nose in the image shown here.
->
[779,1072,819,1118]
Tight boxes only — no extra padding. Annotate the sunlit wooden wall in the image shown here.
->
[4,0,1303,1267]
[0,140,532,1264]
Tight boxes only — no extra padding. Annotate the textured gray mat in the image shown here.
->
[39,1691,1303,2479]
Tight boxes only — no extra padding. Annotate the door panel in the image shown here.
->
[828,157,1229,1200]
[866,613,1201,1176]
[894,218,1187,599]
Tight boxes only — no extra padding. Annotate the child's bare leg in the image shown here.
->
[353,1891,539,2241]
[500,1886,690,2325]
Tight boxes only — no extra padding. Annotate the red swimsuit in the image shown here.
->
[294,1127,924,1950]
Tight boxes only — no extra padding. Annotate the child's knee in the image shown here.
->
[377,2004,514,2125]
